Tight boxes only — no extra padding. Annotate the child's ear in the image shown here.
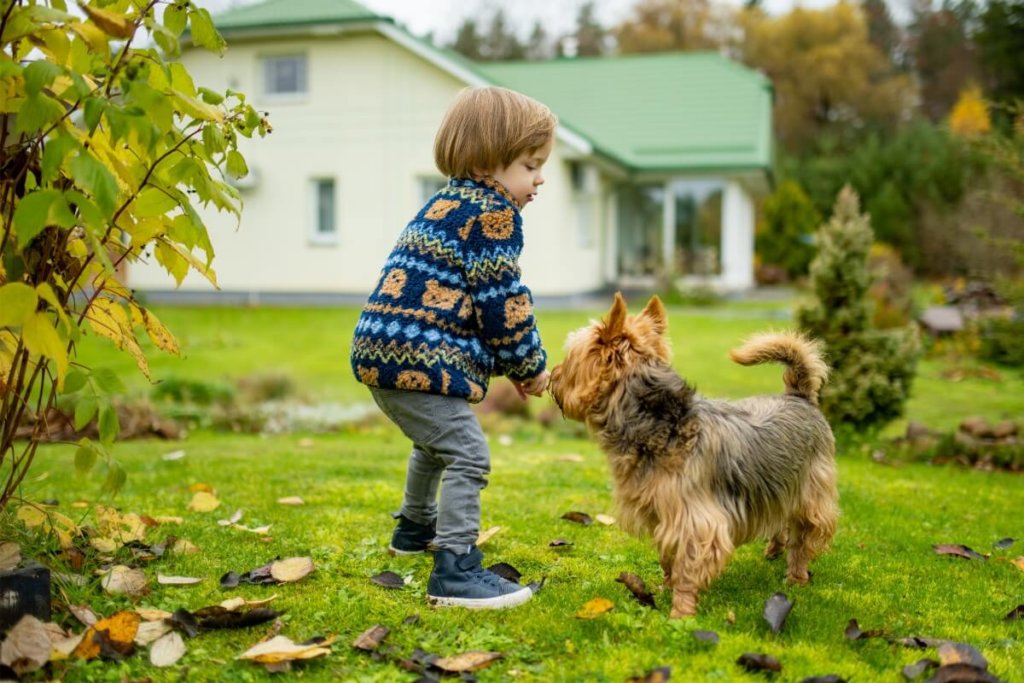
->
[641,295,667,335]
[600,292,628,343]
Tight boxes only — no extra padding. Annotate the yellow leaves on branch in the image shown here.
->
[86,296,149,380]
[949,85,992,138]
[78,3,136,40]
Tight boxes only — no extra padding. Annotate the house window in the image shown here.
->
[569,161,596,249]
[419,176,447,205]
[310,178,336,245]
[262,54,307,96]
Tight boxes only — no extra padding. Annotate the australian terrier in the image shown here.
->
[550,293,839,618]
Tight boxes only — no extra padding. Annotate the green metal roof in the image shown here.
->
[478,53,773,173]
[210,0,385,32]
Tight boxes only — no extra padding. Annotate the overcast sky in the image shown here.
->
[203,0,912,42]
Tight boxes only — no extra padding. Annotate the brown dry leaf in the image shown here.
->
[626,666,672,683]
[616,572,656,608]
[0,615,51,675]
[1011,557,1024,571]
[134,620,173,646]
[101,565,148,596]
[187,491,220,512]
[0,541,20,571]
[933,543,988,560]
[135,608,173,621]
[352,624,389,652]
[157,574,203,586]
[561,511,593,526]
[476,526,502,546]
[69,604,98,627]
[237,634,335,664]
[575,597,614,619]
[595,514,616,526]
[73,611,141,660]
[433,651,504,673]
[93,505,147,544]
[150,631,186,668]
[277,496,305,506]
[938,642,988,669]
[270,557,314,583]
[737,652,782,674]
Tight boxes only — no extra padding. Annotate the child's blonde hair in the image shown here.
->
[434,86,557,179]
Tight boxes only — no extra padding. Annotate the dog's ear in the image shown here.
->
[600,291,628,343]
[641,295,667,335]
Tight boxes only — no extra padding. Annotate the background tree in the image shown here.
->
[524,19,554,61]
[797,187,920,432]
[570,1,610,57]
[739,3,913,152]
[756,180,820,281]
[975,0,1024,113]
[906,0,981,122]
[451,17,485,61]
[0,0,269,506]
[861,0,903,69]
[614,0,726,53]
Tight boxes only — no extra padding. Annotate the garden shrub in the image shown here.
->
[978,316,1024,366]
[756,180,820,280]
[797,186,921,431]
[151,376,236,406]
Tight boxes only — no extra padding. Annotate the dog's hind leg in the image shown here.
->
[785,459,838,584]
[764,532,787,560]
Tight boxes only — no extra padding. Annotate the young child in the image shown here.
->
[350,86,555,610]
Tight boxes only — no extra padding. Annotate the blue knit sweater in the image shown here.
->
[350,177,546,403]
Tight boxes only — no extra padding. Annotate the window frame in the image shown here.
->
[308,177,338,247]
[260,53,308,100]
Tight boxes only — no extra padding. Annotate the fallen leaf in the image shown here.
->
[993,537,1015,549]
[625,666,671,683]
[844,619,885,641]
[134,620,172,646]
[1005,605,1024,621]
[0,542,20,571]
[352,624,389,652]
[16,505,78,548]
[575,597,614,619]
[763,592,793,634]
[549,539,573,547]
[93,505,148,544]
[237,634,335,664]
[476,526,502,546]
[616,572,656,608]
[172,538,199,554]
[49,630,84,659]
[167,609,200,638]
[90,537,119,553]
[0,615,50,675]
[101,565,148,596]
[73,611,141,660]
[298,437,315,447]
[135,607,173,621]
[371,570,405,589]
[157,574,203,586]
[69,604,99,627]
[187,491,220,512]
[595,514,616,526]
[561,511,593,525]
[1010,557,1024,571]
[189,482,214,493]
[150,631,186,667]
[270,556,314,583]
[726,610,736,625]
[926,664,1001,682]
[487,562,522,583]
[191,606,282,630]
[799,677,846,683]
[155,516,185,525]
[162,449,186,461]
[218,509,244,526]
[220,595,279,611]
[277,496,305,506]
[933,543,988,560]
[902,658,939,680]
[937,642,988,669]
[433,651,504,673]
[736,652,782,674]
[692,630,719,645]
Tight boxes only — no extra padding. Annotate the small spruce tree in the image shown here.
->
[797,186,921,431]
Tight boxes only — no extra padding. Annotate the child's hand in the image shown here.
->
[514,371,549,399]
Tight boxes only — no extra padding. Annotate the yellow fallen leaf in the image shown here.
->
[220,594,278,611]
[101,565,148,596]
[135,608,173,621]
[433,651,504,673]
[237,635,335,663]
[172,539,200,554]
[89,537,118,553]
[575,597,614,619]
[154,516,184,524]
[557,453,585,462]
[16,505,78,548]
[270,557,314,583]
[595,514,616,526]
[277,496,305,506]
[187,491,220,512]
[189,482,214,493]
[1011,556,1024,571]
[0,541,20,571]
[157,574,202,586]
[73,611,141,660]
[476,526,501,546]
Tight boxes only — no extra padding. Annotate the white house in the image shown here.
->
[128,0,773,302]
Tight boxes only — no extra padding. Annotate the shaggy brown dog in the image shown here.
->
[549,293,839,618]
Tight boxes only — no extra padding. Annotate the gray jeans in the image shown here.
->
[368,387,490,553]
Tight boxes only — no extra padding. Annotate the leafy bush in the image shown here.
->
[797,186,921,431]
[151,376,236,407]
[756,180,820,280]
[0,1,269,504]
[978,316,1024,366]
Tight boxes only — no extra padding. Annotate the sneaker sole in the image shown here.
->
[427,586,533,610]
[388,545,428,556]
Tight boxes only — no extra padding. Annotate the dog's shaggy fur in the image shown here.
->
[549,293,839,617]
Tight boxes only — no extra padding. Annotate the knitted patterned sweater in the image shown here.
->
[350,177,546,403]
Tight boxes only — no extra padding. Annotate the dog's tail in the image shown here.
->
[729,332,828,405]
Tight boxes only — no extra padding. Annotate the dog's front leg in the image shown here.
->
[667,516,733,618]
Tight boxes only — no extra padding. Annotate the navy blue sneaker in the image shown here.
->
[388,513,436,556]
[427,546,533,609]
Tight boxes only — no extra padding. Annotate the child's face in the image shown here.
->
[491,138,553,210]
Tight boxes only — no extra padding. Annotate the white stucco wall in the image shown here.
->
[127,31,604,299]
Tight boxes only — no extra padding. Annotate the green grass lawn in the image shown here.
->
[5,300,1023,681]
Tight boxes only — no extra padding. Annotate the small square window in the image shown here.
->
[419,176,447,205]
[263,54,307,96]
[310,178,336,245]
